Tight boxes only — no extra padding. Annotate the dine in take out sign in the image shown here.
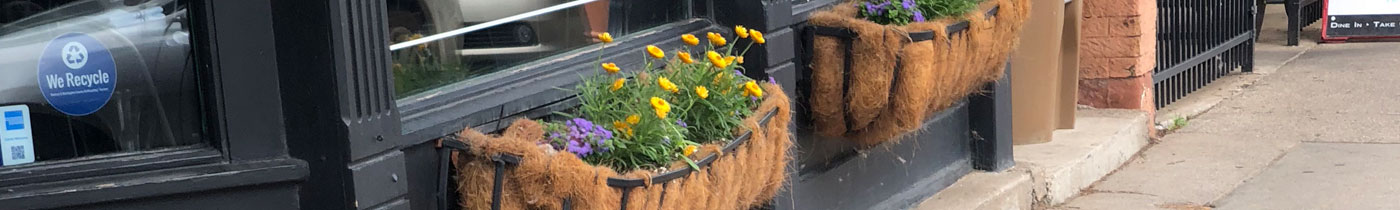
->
[1324,0,1400,40]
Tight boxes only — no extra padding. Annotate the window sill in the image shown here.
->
[0,158,307,210]
[792,0,842,20]
[0,146,222,187]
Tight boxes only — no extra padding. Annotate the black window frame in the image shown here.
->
[0,0,300,207]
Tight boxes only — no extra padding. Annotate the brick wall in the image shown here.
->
[1078,0,1156,115]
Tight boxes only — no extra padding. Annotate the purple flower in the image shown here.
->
[566,140,592,157]
[901,0,915,9]
[733,70,743,76]
[567,118,594,130]
[864,1,892,15]
[751,96,759,101]
[768,76,777,85]
[676,119,688,128]
[552,118,614,157]
[913,11,926,22]
[593,125,613,141]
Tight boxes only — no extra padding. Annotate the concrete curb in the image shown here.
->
[1015,109,1150,206]
[912,170,1034,210]
[909,109,1150,209]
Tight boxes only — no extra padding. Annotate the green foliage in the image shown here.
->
[391,29,765,172]
[858,0,981,26]
[391,41,487,97]
[393,62,486,97]
[566,33,762,171]
[1170,116,1189,130]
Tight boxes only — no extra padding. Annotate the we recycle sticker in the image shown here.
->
[36,33,116,116]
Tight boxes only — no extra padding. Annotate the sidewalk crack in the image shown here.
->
[1083,189,1159,197]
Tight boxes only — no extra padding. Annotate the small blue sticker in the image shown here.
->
[36,33,117,116]
[0,105,35,166]
[4,111,21,131]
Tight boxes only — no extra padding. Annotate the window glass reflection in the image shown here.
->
[389,0,688,97]
[0,0,203,167]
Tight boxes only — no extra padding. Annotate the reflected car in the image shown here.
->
[387,0,589,58]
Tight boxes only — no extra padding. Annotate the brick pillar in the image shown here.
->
[1078,0,1156,117]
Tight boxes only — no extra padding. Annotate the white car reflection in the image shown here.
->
[387,0,595,58]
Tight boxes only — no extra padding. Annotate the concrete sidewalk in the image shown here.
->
[1056,5,1400,209]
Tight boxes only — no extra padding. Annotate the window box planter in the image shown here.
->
[445,84,792,210]
[803,0,1029,145]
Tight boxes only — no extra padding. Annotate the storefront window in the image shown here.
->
[0,0,203,167]
[388,0,689,97]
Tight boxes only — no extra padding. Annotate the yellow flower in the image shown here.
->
[744,81,764,98]
[749,29,765,44]
[646,45,664,59]
[706,51,729,68]
[725,56,737,65]
[695,86,710,99]
[601,62,620,74]
[613,121,633,137]
[706,32,727,46]
[735,25,750,38]
[681,34,700,46]
[657,77,679,93]
[736,56,745,64]
[677,52,694,64]
[597,32,613,43]
[650,97,671,119]
[712,73,724,84]
[610,78,626,91]
[409,34,428,50]
[626,115,641,124]
[683,145,698,156]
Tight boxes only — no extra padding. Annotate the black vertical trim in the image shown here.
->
[207,0,286,161]
[969,63,1013,171]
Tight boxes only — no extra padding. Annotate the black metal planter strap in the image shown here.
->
[435,136,522,210]
[434,109,778,210]
[805,26,936,135]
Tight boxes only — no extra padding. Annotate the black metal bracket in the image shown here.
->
[435,135,522,210]
[434,136,465,210]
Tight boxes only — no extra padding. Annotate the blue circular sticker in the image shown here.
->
[36,33,117,116]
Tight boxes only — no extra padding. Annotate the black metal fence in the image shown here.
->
[1154,0,1257,108]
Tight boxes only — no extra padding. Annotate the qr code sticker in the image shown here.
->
[10,146,23,159]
